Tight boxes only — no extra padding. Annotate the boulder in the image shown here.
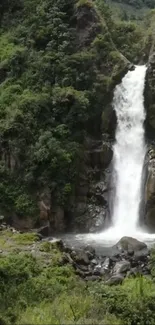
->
[85,275,101,282]
[93,264,102,275]
[113,260,131,274]
[77,264,89,272]
[110,252,121,262]
[133,248,149,262]
[126,267,139,277]
[71,249,90,265]
[127,249,134,256]
[115,237,147,252]
[84,245,95,258]
[91,258,98,265]
[106,274,124,286]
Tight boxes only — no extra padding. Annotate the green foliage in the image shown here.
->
[0,33,24,61]
[1,247,155,325]
[12,232,39,245]
[0,0,83,216]
[96,0,145,61]
[110,21,143,60]
[76,0,93,7]
[39,241,53,252]
[149,246,155,277]
[0,251,95,324]
[109,0,155,9]
[89,276,155,325]
[0,0,129,220]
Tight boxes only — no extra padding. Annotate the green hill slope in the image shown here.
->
[105,0,155,20]
[0,0,130,225]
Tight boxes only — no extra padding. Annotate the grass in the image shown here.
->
[0,230,39,251]
[39,241,56,252]
[16,299,122,324]
[12,232,39,245]
[0,230,15,249]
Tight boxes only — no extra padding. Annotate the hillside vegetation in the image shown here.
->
[108,0,155,9]
[0,0,134,225]
[105,0,155,21]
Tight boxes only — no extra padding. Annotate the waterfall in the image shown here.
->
[111,65,147,235]
[75,65,155,245]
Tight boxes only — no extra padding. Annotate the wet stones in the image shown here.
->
[70,249,90,265]
[84,245,95,259]
[134,248,149,261]
[61,237,151,284]
[102,257,111,271]
[113,260,131,274]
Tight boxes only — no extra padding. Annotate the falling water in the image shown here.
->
[68,65,155,247]
[111,65,147,234]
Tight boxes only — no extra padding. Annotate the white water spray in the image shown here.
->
[111,65,147,234]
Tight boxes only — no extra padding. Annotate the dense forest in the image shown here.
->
[0,0,141,226]
[0,0,155,324]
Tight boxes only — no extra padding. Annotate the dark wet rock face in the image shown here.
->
[76,3,101,49]
[37,225,51,237]
[145,53,155,140]
[69,137,113,233]
[62,1,131,235]
[143,54,155,231]
[143,147,155,232]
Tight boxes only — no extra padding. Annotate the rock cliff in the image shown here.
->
[143,49,155,231]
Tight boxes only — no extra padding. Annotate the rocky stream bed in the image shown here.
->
[0,222,153,286]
